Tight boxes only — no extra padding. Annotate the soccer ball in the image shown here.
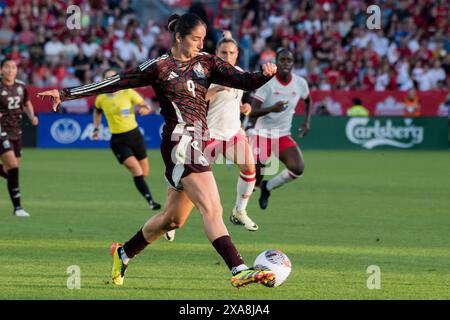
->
[253,249,292,287]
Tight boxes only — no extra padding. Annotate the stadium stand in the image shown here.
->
[0,0,448,109]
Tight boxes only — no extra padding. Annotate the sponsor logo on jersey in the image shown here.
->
[167,71,179,80]
[120,108,130,117]
[346,117,424,149]
[50,118,81,144]
[193,63,205,78]
[1,91,7,96]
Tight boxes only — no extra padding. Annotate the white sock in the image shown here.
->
[232,264,249,275]
[266,169,301,191]
[235,171,256,212]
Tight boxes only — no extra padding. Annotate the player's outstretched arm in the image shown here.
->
[210,55,276,91]
[38,63,158,112]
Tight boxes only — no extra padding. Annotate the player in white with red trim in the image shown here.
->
[249,49,312,210]
[206,31,258,231]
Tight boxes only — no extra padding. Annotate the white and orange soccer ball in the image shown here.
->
[253,249,292,287]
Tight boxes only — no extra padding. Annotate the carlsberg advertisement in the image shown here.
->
[292,116,448,150]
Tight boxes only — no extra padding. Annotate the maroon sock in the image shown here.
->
[0,164,8,179]
[123,229,149,259]
[212,235,245,271]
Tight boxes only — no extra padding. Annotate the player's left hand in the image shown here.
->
[240,103,252,116]
[261,63,277,77]
[37,89,61,112]
[299,121,310,138]
[138,107,151,116]
[31,116,39,126]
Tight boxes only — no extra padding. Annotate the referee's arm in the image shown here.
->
[93,99,103,140]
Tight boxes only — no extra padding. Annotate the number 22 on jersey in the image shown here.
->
[7,96,21,109]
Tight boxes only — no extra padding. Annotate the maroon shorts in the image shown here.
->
[0,138,22,157]
[160,133,211,190]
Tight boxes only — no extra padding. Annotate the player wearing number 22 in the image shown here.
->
[38,13,278,287]
[0,59,39,217]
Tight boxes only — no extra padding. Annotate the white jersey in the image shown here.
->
[207,66,244,141]
[253,74,309,138]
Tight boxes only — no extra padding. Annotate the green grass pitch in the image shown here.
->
[0,149,449,299]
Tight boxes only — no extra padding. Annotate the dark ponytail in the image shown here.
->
[167,14,179,32]
[167,13,206,40]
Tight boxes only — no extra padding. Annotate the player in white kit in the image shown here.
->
[164,31,258,242]
[249,49,312,210]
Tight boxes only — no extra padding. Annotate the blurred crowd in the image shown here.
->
[0,0,448,92]
[222,0,449,91]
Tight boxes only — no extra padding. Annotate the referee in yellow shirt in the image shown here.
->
[93,69,161,210]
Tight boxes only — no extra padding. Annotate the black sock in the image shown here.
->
[0,164,8,179]
[133,175,154,204]
[7,168,21,210]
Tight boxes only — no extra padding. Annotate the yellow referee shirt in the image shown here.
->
[95,89,144,134]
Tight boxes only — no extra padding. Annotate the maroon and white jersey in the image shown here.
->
[0,79,29,140]
[59,51,273,139]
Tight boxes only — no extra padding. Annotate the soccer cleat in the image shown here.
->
[149,200,161,210]
[231,208,259,231]
[110,242,128,285]
[164,230,175,242]
[14,208,30,217]
[258,180,271,210]
[231,268,276,288]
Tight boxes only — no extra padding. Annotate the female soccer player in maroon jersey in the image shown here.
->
[38,13,277,288]
[0,59,39,217]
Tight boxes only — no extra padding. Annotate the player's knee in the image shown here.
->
[241,163,255,174]
[4,164,18,171]
[165,214,186,230]
[168,220,184,230]
[288,163,304,177]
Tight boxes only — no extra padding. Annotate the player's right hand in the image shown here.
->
[271,101,288,113]
[37,89,61,112]
[261,62,277,77]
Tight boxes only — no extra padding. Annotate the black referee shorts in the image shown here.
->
[110,127,147,164]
